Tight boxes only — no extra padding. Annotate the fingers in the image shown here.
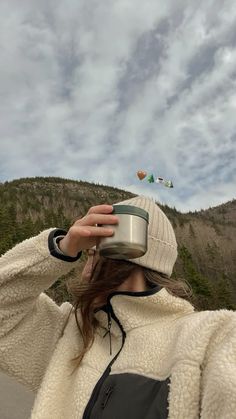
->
[87,205,114,215]
[61,205,117,255]
[79,213,118,227]
[77,225,115,237]
[65,223,115,254]
[74,205,119,227]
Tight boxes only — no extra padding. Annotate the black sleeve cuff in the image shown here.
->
[48,229,82,262]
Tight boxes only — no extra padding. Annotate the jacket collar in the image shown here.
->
[94,286,194,337]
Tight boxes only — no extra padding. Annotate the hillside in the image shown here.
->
[0,177,235,311]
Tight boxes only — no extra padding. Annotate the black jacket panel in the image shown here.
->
[89,373,170,419]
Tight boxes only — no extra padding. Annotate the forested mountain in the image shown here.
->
[0,177,235,311]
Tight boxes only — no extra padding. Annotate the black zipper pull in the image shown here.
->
[103,306,112,355]
[101,386,114,409]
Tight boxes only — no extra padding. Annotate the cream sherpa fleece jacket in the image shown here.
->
[0,229,236,418]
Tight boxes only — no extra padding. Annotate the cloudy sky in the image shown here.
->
[0,0,236,212]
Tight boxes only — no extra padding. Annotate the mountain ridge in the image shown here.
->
[0,176,235,311]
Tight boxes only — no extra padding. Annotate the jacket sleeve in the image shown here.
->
[200,312,236,418]
[0,229,82,393]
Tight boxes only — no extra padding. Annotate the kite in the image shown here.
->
[136,170,174,188]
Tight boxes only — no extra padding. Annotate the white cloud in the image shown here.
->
[0,0,235,212]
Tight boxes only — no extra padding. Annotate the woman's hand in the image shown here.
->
[58,205,118,257]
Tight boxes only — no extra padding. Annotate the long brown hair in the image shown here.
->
[67,256,193,371]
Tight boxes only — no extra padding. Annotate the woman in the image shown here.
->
[0,196,235,419]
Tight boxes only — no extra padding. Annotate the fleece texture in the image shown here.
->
[0,229,236,418]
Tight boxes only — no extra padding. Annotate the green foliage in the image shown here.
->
[178,215,190,227]
[189,223,195,237]
[205,242,218,262]
[212,274,236,311]
[0,204,17,254]
[179,246,212,297]
[178,245,236,310]
[0,177,135,256]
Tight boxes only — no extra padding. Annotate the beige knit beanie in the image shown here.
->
[115,196,178,277]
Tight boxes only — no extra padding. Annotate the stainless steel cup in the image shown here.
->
[97,205,149,259]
